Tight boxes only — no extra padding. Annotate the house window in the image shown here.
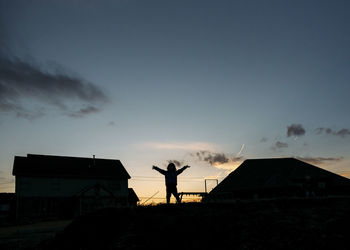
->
[318,182,326,189]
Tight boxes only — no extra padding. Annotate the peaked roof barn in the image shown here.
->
[207,158,350,199]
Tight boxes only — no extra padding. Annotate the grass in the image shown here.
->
[39,196,350,250]
[0,220,71,237]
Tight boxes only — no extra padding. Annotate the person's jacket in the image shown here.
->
[153,166,188,186]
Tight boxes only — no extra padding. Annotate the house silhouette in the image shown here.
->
[12,154,138,219]
[205,158,350,201]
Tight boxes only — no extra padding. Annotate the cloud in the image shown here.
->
[0,54,108,119]
[108,121,116,126]
[260,137,268,143]
[335,129,350,137]
[193,150,244,169]
[200,151,229,165]
[275,141,288,148]
[314,127,350,138]
[68,106,100,118]
[271,141,289,152]
[315,127,332,135]
[287,124,306,137]
[296,156,343,165]
[167,160,184,167]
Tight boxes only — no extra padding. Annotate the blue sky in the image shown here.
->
[1,0,350,202]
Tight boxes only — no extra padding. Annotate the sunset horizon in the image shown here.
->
[1,0,350,205]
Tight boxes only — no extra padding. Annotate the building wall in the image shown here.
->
[15,176,128,198]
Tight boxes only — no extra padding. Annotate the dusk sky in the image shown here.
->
[1,0,350,203]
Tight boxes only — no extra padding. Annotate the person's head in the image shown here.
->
[167,163,176,172]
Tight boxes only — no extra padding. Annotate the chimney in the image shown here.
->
[93,155,96,167]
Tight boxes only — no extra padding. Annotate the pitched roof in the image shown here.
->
[210,158,350,194]
[12,154,131,179]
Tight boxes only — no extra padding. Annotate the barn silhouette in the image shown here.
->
[205,158,350,201]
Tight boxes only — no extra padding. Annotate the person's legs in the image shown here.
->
[166,185,180,203]
[166,186,171,204]
[172,186,181,203]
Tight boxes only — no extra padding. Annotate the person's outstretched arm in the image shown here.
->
[152,166,167,175]
[176,165,190,175]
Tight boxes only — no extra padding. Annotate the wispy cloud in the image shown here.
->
[334,129,350,137]
[271,141,289,152]
[260,137,268,143]
[276,141,288,148]
[287,124,306,137]
[315,127,350,138]
[68,106,100,118]
[237,144,245,157]
[0,54,108,119]
[296,156,343,165]
[338,170,350,178]
[108,121,116,126]
[143,141,217,151]
[315,127,332,135]
[0,175,15,186]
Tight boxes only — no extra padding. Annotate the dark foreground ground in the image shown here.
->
[7,197,350,249]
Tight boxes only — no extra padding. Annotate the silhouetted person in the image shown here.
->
[152,163,190,204]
